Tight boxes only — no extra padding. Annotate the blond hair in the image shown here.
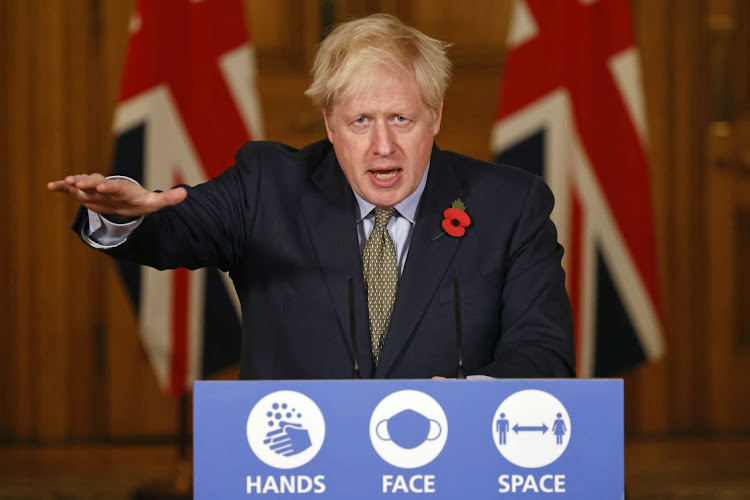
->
[305,14,452,121]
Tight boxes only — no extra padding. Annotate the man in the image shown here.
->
[48,14,575,379]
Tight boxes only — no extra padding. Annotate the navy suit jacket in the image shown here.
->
[74,140,575,379]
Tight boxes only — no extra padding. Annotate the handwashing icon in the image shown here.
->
[375,409,442,449]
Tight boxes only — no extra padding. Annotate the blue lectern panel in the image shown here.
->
[194,380,622,499]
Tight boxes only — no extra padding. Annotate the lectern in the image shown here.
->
[194,379,622,498]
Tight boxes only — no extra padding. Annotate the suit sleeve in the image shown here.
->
[475,176,576,378]
[71,145,261,273]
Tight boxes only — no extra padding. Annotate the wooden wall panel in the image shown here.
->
[705,0,750,432]
[0,0,11,439]
[399,1,510,160]
[0,0,179,443]
[63,0,108,440]
[248,0,319,71]
[4,0,37,442]
[33,0,71,442]
[707,161,750,432]
[246,0,324,147]
[668,0,710,433]
[626,0,713,436]
[402,0,510,67]
[625,0,671,435]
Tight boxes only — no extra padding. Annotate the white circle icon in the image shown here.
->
[369,390,448,469]
[492,389,571,468]
[246,391,325,469]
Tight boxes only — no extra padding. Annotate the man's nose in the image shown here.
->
[371,122,396,156]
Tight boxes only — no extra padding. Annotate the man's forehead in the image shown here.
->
[333,73,424,112]
[337,92,423,110]
[338,65,417,96]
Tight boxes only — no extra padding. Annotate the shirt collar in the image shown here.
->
[353,162,430,224]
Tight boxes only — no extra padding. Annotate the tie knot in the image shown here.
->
[374,207,395,229]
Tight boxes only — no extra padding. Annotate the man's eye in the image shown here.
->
[395,115,407,122]
[354,116,366,124]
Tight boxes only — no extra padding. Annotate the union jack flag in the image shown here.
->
[111,0,264,395]
[491,0,664,377]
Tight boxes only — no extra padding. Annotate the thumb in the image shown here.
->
[162,186,188,206]
[148,187,188,211]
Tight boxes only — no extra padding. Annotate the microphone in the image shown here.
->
[349,277,361,379]
[454,279,466,379]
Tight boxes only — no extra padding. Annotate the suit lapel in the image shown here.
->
[301,148,374,377]
[375,147,466,377]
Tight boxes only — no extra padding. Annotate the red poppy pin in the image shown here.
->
[434,199,471,240]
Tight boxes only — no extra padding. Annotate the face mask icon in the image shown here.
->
[375,409,442,449]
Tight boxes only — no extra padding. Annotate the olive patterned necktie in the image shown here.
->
[362,207,398,365]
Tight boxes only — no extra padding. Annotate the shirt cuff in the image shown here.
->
[83,175,145,248]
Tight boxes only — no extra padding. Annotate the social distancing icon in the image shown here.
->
[492,389,571,468]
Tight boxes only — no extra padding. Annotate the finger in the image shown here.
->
[270,435,291,445]
[64,174,88,186]
[94,177,137,195]
[48,175,104,195]
[269,439,292,450]
[47,180,77,193]
[47,181,93,202]
[142,187,187,212]
[71,173,107,190]
[263,436,280,446]
[274,444,294,454]
[160,187,188,206]
[264,428,285,440]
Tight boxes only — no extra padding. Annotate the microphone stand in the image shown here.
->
[349,278,361,379]
[454,279,466,379]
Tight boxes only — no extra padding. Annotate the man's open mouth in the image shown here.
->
[372,169,400,180]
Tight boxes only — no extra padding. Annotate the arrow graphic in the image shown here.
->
[513,423,549,434]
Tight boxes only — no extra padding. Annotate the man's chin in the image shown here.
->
[364,190,408,209]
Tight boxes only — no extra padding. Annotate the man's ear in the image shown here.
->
[322,109,334,143]
[432,100,444,136]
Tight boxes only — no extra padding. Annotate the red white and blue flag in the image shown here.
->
[111,0,263,395]
[491,0,664,376]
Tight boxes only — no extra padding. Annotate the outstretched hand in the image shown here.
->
[47,174,187,217]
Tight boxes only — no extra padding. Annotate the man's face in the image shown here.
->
[323,70,442,208]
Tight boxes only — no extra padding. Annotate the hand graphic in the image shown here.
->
[263,421,312,456]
